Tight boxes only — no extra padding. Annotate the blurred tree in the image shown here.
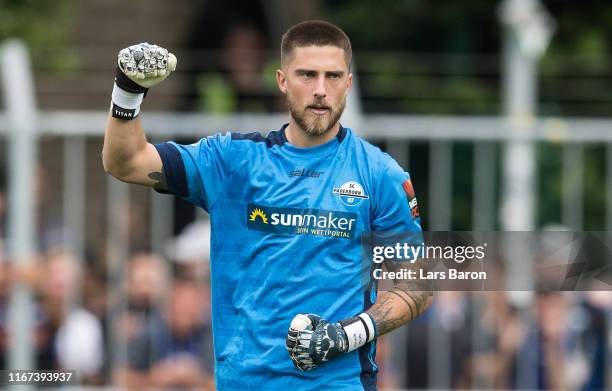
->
[0,0,78,71]
[325,0,500,116]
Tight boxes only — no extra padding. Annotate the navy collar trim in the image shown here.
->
[279,123,347,145]
[231,124,347,148]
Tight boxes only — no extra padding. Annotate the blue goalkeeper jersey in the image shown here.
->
[154,124,421,391]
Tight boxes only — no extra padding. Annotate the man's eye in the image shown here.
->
[302,72,315,78]
[328,73,340,79]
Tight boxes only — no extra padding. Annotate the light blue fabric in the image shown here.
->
[156,125,422,390]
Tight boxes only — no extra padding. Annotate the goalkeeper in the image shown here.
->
[103,21,431,391]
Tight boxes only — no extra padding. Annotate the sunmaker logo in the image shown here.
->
[249,208,268,224]
[247,203,357,239]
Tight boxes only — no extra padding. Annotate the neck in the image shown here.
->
[285,117,340,147]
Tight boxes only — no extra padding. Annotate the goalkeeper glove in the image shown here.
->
[111,43,177,120]
[285,313,377,371]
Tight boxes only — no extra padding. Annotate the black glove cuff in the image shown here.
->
[115,67,149,95]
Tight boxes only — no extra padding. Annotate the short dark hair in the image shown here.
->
[281,20,352,67]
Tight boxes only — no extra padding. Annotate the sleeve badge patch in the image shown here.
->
[402,179,420,219]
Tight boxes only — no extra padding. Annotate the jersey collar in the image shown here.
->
[278,123,348,158]
[279,123,348,145]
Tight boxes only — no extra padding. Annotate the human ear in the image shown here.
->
[276,69,287,94]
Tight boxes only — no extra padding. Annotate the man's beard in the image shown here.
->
[288,95,346,137]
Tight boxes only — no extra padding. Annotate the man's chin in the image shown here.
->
[304,122,334,137]
[290,109,339,137]
[304,129,327,137]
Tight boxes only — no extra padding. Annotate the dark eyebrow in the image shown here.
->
[295,69,317,75]
[294,69,345,76]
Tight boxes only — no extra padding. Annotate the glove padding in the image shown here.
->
[286,314,348,371]
[117,43,177,90]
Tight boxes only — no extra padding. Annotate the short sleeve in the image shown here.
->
[154,132,232,211]
[371,159,421,234]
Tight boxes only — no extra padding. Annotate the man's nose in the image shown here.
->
[313,75,327,98]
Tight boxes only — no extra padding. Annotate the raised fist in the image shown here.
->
[117,43,177,88]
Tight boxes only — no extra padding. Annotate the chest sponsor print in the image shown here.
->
[247,203,357,239]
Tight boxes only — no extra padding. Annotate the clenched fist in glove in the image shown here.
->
[111,43,177,120]
[286,313,377,371]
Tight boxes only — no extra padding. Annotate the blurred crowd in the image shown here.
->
[0,244,215,390]
[381,290,612,391]
[1,247,611,390]
[0,164,218,389]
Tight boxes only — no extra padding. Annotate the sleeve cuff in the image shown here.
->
[153,142,189,197]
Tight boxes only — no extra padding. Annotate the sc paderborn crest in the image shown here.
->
[333,181,369,207]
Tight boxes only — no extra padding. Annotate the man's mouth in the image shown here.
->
[307,105,330,115]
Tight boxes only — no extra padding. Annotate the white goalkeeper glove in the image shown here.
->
[285,313,377,371]
[111,42,177,120]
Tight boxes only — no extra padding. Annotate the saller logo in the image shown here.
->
[289,168,323,178]
[247,203,357,239]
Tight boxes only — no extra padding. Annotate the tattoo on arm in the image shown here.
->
[388,290,414,320]
[148,168,168,191]
[400,289,432,318]
[367,258,433,336]
[367,293,410,335]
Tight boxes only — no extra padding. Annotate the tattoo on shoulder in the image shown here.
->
[148,168,168,191]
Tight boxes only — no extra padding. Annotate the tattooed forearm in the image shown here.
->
[367,288,432,336]
[148,168,168,191]
[367,292,410,335]
[400,287,433,320]
[366,259,433,336]
[408,289,432,316]
[388,290,414,320]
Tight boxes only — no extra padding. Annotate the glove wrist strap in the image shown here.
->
[115,66,149,94]
[339,313,376,352]
[111,83,143,120]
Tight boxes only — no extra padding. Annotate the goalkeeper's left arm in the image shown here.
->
[286,260,432,371]
[102,43,177,188]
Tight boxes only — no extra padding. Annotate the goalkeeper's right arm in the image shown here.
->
[102,43,177,191]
